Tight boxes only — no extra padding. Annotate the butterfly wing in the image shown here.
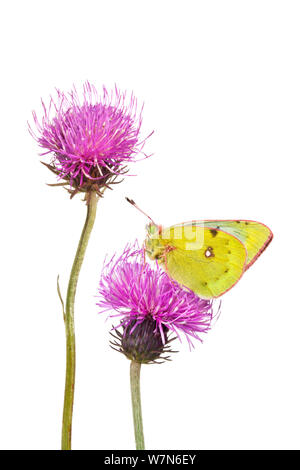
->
[160,226,247,299]
[197,220,273,269]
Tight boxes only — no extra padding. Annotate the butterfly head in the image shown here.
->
[146,222,162,237]
[145,223,165,261]
[125,198,166,261]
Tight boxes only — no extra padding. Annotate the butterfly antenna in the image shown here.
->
[125,197,156,225]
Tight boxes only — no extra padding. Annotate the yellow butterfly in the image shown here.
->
[127,199,273,299]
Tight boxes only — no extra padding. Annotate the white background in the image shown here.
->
[0,0,299,450]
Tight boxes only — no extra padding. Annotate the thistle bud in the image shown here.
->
[111,317,172,364]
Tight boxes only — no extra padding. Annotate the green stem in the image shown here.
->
[61,191,98,450]
[130,361,145,450]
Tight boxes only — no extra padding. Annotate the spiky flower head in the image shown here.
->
[29,82,151,198]
[97,245,214,364]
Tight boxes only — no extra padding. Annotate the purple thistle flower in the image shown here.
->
[97,245,214,363]
[29,82,151,197]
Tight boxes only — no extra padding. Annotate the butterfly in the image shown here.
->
[126,199,273,299]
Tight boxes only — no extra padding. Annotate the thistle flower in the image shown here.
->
[97,244,216,450]
[30,82,151,197]
[97,245,214,363]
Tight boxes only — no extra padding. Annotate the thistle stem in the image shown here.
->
[130,361,145,450]
[61,191,98,450]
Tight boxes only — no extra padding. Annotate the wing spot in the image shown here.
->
[202,282,208,286]
[210,229,218,237]
[224,269,229,273]
[228,250,231,254]
[205,246,215,258]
